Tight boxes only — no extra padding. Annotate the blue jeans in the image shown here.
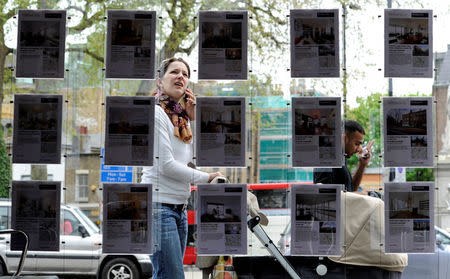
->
[151,205,188,279]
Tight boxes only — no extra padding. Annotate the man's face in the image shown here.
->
[344,131,364,158]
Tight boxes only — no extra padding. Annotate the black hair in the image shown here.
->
[344,119,365,135]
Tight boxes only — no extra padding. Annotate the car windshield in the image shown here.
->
[74,207,99,234]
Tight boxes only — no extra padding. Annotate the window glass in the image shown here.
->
[75,173,89,201]
[252,189,287,209]
[62,210,83,236]
[0,206,10,230]
[437,231,450,245]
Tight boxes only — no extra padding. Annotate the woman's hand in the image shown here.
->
[184,87,196,121]
[208,172,224,183]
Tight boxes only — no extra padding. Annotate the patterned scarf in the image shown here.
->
[155,91,192,143]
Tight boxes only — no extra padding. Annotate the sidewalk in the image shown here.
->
[184,265,203,279]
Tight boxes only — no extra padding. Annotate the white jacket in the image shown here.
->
[142,105,209,204]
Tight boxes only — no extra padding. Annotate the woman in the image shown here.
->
[141,57,222,279]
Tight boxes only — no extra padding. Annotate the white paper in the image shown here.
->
[290,9,339,78]
[292,97,342,167]
[197,184,247,255]
[13,94,63,164]
[102,183,152,254]
[196,97,246,167]
[198,11,248,80]
[11,181,61,251]
[384,9,433,78]
[106,10,156,79]
[105,96,155,166]
[290,184,341,256]
[385,182,434,253]
[16,10,66,78]
[383,97,433,167]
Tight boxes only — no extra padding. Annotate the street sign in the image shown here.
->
[100,149,133,183]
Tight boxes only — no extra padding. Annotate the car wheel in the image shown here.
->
[0,259,5,276]
[101,258,140,279]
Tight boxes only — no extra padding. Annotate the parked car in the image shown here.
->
[0,200,152,279]
[278,221,450,279]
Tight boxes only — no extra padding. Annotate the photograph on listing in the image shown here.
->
[291,97,342,167]
[198,11,248,80]
[290,9,339,78]
[13,94,63,164]
[384,9,433,78]
[197,184,247,255]
[385,182,434,253]
[103,183,152,254]
[11,181,61,251]
[383,97,433,167]
[290,184,341,256]
[106,10,156,79]
[105,96,155,166]
[16,10,66,78]
[196,97,246,167]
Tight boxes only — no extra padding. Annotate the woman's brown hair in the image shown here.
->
[152,57,191,96]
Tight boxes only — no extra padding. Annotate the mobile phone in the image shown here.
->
[358,146,369,159]
[184,85,190,102]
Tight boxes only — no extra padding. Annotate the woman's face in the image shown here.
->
[158,61,189,102]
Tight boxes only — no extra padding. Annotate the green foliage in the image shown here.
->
[346,92,385,171]
[0,128,11,198]
[406,168,434,181]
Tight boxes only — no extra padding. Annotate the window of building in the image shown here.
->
[75,171,89,202]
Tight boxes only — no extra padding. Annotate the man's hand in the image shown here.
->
[358,139,374,167]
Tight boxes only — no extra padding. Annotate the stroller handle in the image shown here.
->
[0,229,29,276]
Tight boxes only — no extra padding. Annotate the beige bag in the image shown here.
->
[328,192,408,272]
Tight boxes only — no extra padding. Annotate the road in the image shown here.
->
[58,266,203,279]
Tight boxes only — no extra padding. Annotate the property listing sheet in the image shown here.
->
[292,97,342,167]
[383,97,433,167]
[384,9,433,78]
[16,10,66,78]
[385,182,434,253]
[197,184,247,255]
[105,96,155,166]
[196,97,245,167]
[290,184,341,256]
[106,10,156,79]
[198,11,248,80]
[103,183,152,254]
[11,181,61,251]
[13,94,62,164]
[290,9,339,77]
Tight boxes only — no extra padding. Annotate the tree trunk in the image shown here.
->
[0,45,8,116]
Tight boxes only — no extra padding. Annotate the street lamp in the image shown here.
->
[342,2,361,114]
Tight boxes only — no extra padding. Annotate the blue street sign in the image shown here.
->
[100,148,133,183]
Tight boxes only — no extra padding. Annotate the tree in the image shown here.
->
[346,92,384,171]
[0,0,39,113]
[0,128,11,198]
[406,168,434,181]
